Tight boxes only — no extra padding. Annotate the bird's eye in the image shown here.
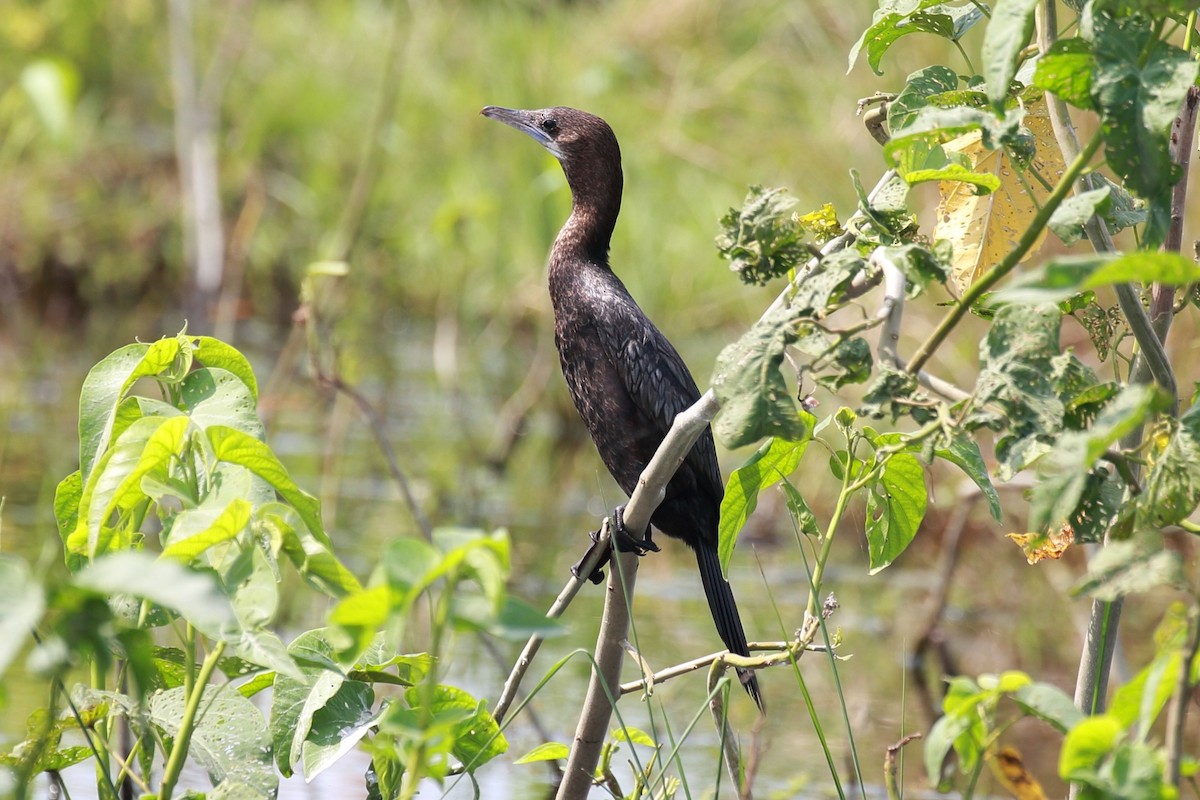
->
[541,118,558,133]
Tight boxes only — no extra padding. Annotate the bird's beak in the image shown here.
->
[481,105,560,156]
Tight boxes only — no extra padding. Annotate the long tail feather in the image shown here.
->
[695,543,764,712]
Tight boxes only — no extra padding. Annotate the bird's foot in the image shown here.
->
[610,505,660,556]
[570,528,610,585]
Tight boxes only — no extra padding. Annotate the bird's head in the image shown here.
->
[481,105,621,178]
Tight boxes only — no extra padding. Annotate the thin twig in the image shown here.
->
[618,641,830,697]
[556,548,643,799]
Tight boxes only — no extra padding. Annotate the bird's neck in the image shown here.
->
[551,166,623,271]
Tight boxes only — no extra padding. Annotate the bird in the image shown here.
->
[481,105,762,710]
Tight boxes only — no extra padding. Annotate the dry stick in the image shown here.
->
[556,393,724,800]
[870,250,972,403]
[618,642,829,697]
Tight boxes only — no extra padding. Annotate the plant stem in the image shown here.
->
[905,129,1104,375]
[158,640,226,800]
[804,456,856,623]
[90,660,116,800]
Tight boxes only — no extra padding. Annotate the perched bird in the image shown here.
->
[482,105,762,710]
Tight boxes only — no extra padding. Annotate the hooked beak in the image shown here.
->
[481,105,562,158]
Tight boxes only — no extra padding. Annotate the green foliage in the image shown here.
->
[719,437,810,571]
[981,0,1040,107]
[1028,385,1169,533]
[864,446,927,573]
[849,0,986,75]
[4,336,519,800]
[999,251,1200,304]
[712,304,817,448]
[715,186,815,286]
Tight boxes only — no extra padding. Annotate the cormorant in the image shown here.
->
[482,105,762,710]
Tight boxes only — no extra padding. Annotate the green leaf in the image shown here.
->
[261,503,361,598]
[182,368,264,439]
[54,471,83,569]
[780,478,820,536]
[78,338,187,481]
[208,425,331,549]
[1095,174,1148,232]
[193,337,259,401]
[718,437,809,571]
[233,629,303,682]
[75,552,236,639]
[1012,682,1086,733]
[970,304,1065,476]
[161,498,253,562]
[1141,400,1200,527]
[712,305,816,449]
[1091,15,1197,246]
[715,186,808,285]
[1048,187,1110,246]
[514,742,569,764]
[1088,251,1200,288]
[301,682,380,781]
[1059,715,1122,778]
[875,243,950,293]
[998,252,1200,305]
[611,726,656,747]
[865,452,927,573]
[0,557,44,678]
[1074,540,1184,601]
[483,596,567,640]
[149,685,277,796]
[1109,651,1179,734]
[240,675,278,703]
[1033,38,1095,110]
[933,436,1003,521]
[849,0,985,75]
[888,65,960,132]
[982,0,1039,106]
[72,415,171,559]
[794,329,874,390]
[402,684,507,772]
[270,628,352,777]
[886,128,1002,193]
[86,415,191,553]
[1029,385,1168,532]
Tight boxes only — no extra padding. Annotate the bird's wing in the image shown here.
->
[601,291,725,498]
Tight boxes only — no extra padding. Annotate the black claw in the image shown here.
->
[570,528,610,584]
[611,506,660,556]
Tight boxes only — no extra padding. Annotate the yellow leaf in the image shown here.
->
[990,746,1048,800]
[935,95,1066,294]
[1007,523,1074,564]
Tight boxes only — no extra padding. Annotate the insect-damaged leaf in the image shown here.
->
[1140,399,1200,528]
[712,304,816,449]
[1028,384,1169,533]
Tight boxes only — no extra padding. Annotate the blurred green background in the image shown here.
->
[3,0,1177,796]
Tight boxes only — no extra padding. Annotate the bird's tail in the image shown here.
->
[695,543,764,712]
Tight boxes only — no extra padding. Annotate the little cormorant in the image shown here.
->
[482,105,762,710]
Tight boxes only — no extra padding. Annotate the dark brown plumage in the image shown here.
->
[482,105,762,710]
